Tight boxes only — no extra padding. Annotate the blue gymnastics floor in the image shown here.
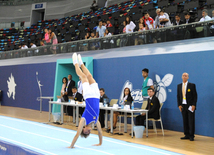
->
[0,116,182,155]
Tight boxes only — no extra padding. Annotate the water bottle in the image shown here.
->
[103,98,107,107]
[131,101,134,110]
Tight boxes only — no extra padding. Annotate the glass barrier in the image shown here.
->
[0,21,23,29]
[0,20,214,60]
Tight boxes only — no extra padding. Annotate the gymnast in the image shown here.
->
[68,53,102,148]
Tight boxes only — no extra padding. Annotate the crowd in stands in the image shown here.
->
[0,0,214,53]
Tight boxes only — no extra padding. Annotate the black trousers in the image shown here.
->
[182,104,195,138]
[99,110,105,128]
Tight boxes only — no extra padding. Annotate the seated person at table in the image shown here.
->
[107,87,133,132]
[99,88,109,128]
[67,87,84,116]
[135,88,160,127]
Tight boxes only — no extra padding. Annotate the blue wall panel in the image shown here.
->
[0,50,214,137]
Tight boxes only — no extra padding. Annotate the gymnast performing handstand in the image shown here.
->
[68,53,102,148]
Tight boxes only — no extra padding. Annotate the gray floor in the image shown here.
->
[0,37,214,67]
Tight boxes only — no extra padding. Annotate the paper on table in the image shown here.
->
[188,106,194,113]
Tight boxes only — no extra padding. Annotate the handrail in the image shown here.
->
[0,20,214,60]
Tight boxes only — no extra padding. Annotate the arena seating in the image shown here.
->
[0,0,213,52]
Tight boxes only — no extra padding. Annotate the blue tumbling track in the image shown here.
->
[0,116,182,155]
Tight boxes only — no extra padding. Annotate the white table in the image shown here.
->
[110,108,148,138]
[38,96,53,113]
[49,101,148,137]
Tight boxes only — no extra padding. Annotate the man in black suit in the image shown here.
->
[184,12,196,39]
[65,74,75,98]
[177,72,197,141]
[173,14,185,26]
[135,88,160,126]
[184,12,194,24]
[67,87,83,116]
[99,88,109,128]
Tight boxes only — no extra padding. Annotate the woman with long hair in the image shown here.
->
[49,29,58,54]
[107,87,133,132]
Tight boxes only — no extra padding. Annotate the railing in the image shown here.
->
[0,0,59,6]
[0,20,214,60]
[0,21,24,29]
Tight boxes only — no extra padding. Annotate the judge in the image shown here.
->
[177,73,197,141]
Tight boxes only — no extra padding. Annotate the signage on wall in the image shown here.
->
[35,4,43,9]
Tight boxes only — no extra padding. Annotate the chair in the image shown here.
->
[148,103,164,136]
[109,99,118,106]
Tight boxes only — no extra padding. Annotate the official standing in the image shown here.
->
[177,73,197,141]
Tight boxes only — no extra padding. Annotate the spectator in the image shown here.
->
[210,10,214,34]
[135,23,147,45]
[172,14,185,26]
[104,0,108,7]
[89,32,99,50]
[135,88,160,128]
[85,32,90,39]
[30,42,37,48]
[49,29,58,54]
[171,14,185,40]
[43,28,51,45]
[154,9,171,28]
[103,21,107,27]
[96,21,106,38]
[144,12,154,30]
[40,41,45,46]
[21,43,28,49]
[118,21,128,47]
[90,0,98,12]
[184,12,194,24]
[159,10,167,28]
[99,88,109,128]
[106,19,113,27]
[125,16,136,33]
[199,9,212,22]
[107,87,133,132]
[103,29,114,49]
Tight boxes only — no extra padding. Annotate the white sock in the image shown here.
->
[72,53,78,65]
[78,54,83,66]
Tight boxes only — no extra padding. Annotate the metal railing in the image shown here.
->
[0,20,214,60]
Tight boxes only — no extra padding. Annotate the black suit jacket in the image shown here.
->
[74,92,83,102]
[146,96,160,119]
[184,18,195,24]
[65,80,76,97]
[100,94,109,105]
[177,82,197,108]
[173,20,185,26]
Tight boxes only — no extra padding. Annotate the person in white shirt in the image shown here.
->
[103,29,114,49]
[21,43,28,49]
[77,77,83,95]
[199,9,212,22]
[210,10,214,30]
[159,10,167,28]
[104,0,108,7]
[125,16,136,33]
[30,42,37,48]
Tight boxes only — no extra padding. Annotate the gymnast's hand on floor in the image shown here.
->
[93,144,101,146]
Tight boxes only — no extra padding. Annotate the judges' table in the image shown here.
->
[49,101,148,137]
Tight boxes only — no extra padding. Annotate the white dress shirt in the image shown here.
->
[182,81,188,104]
[77,81,83,94]
[199,15,212,22]
[66,80,71,92]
